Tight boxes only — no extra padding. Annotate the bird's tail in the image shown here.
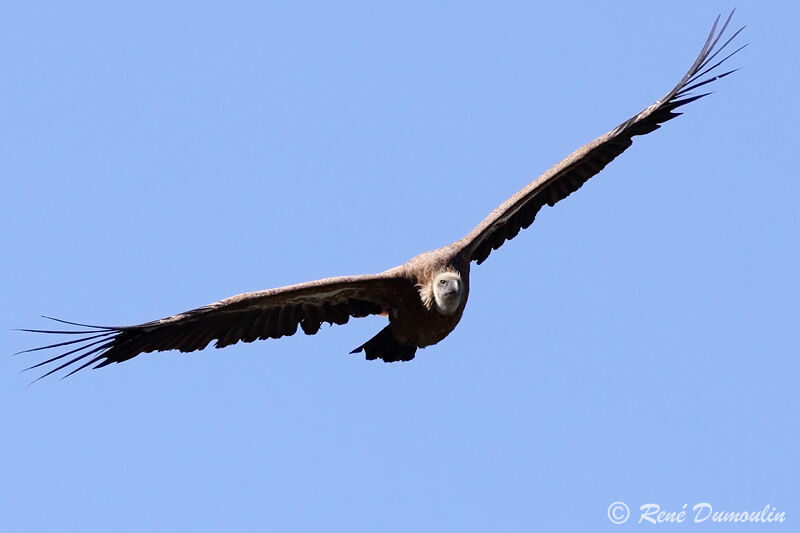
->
[350,326,417,362]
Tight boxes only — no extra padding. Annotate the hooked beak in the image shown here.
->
[443,280,460,298]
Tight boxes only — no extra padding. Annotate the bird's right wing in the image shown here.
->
[18,271,413,380]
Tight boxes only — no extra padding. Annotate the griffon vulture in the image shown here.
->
[19,13,744,380]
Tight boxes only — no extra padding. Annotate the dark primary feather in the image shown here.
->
[17,274,408,381]
[459,11,745,265]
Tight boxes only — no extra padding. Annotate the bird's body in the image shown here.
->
[18,12,745,380]
[372,248,470,353]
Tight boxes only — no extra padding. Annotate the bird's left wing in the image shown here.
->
[456,11,744,265]
[18,272,411,380]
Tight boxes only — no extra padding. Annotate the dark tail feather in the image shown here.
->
[350,326,417,362]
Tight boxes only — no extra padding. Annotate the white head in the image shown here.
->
[432,271,464,315]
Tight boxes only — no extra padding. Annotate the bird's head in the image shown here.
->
[432,271,464,315]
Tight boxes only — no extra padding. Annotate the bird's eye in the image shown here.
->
[439,279,446,285]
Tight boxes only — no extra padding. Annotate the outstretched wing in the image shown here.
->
[18,272,412,380]
[458,11,745,265]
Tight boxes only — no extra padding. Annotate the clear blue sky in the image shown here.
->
[2,2,797,532]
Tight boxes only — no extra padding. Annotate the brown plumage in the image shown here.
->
[19,12,744,380]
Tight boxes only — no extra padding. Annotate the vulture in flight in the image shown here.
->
[19,12,744,380]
